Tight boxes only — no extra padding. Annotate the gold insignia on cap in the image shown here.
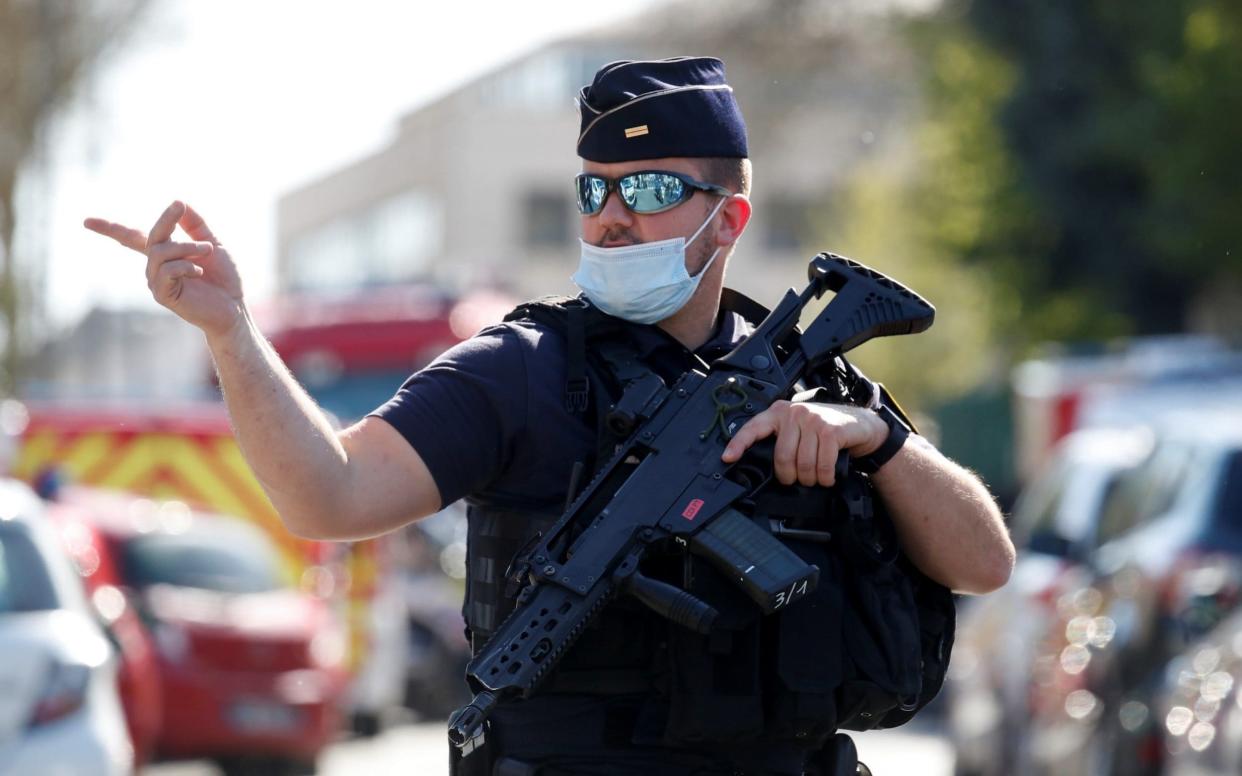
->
[624,125,650,138]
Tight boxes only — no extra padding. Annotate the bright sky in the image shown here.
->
[35,0,661,329]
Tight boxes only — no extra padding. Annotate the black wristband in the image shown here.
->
[852,404,912,475]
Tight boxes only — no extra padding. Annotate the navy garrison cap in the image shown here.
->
[576,57,749,162]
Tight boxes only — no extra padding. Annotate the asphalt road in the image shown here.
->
[142,721,954,775]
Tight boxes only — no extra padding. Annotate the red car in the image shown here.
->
[49,487,347,775]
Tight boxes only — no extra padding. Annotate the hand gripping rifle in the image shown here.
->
[447,253,935,757]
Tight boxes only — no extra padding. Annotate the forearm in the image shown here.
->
[870,435,1014,594]
[83,202,434,538]
[206,309,352,538]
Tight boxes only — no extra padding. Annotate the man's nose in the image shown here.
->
[596,189,634,231]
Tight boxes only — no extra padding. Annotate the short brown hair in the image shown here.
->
[698,157,752,197]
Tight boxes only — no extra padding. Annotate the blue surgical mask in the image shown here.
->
[572,197,728,324]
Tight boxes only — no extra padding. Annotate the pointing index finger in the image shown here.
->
[83,218,148,254]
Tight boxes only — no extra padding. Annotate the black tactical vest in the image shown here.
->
[459,291,955,751]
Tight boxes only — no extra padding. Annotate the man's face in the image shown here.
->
[579,157,725,277]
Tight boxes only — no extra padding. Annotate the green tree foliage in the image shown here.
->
[823,0,1240,490]
[953,0,1242,336]
[816,17,1029,408]
[815,156,1007,411]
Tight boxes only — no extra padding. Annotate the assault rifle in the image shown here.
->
[448,253,935,757]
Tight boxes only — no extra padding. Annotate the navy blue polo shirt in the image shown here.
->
[371,308,751,510]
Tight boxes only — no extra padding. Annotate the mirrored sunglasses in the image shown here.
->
[574,170,732,215]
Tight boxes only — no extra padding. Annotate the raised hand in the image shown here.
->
[85,201,245,338]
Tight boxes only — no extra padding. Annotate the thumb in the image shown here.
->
[179,203,219,245]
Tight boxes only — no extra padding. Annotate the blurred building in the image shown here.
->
[275,0,923,308]
[22,307,209,401]
[17,2,926,407]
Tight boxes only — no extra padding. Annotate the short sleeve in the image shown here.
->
[369,325,526,506]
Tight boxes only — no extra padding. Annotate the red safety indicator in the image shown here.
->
[681,498,705,521]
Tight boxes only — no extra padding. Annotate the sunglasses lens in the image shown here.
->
[575,172,697,215]
[576,175,611,214]
[620,173,688,214]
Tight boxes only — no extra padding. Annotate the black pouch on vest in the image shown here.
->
[872,560,956,729]
[834,482,923,731]
[663,555,766,744]
[767,537,845,742]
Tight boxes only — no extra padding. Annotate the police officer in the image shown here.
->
[87,56,1014,775]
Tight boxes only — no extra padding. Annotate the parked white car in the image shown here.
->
[0,479,132,775]
[947,425,1155,776]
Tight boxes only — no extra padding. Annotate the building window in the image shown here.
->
[524,191,571,248]
[476,48,626,111]
[287,190,443,293]
[365,191,443,283]
[288,219,360,292]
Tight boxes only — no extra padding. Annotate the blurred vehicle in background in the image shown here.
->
[257,285,514,422]
[949,426,1155,776]
[42,480,163,766]
[0,479,132,774]
[1012,336,1242,484]
[11,284,511,738]
[341,505,469,731]
[46,486,348,775]
[1156,606,1242,774]
[11,401,391,735]
[392,505,470,720]
[1023,413,1242,776]
[258,286,507,728]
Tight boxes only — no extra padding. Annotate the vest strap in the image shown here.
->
[565,299,590,413]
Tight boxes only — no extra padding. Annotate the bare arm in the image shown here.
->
[722,400,1015,595]
[206,312,441,539]
[869,433,1014,594]
[85,201,441,540]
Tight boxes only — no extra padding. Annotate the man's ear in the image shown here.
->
[716,195,752,247]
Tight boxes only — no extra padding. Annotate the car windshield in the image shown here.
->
[1015,458,1072,555]
[0,526,60,613]
[120,523,282,594]
[1096,441,1196,545]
